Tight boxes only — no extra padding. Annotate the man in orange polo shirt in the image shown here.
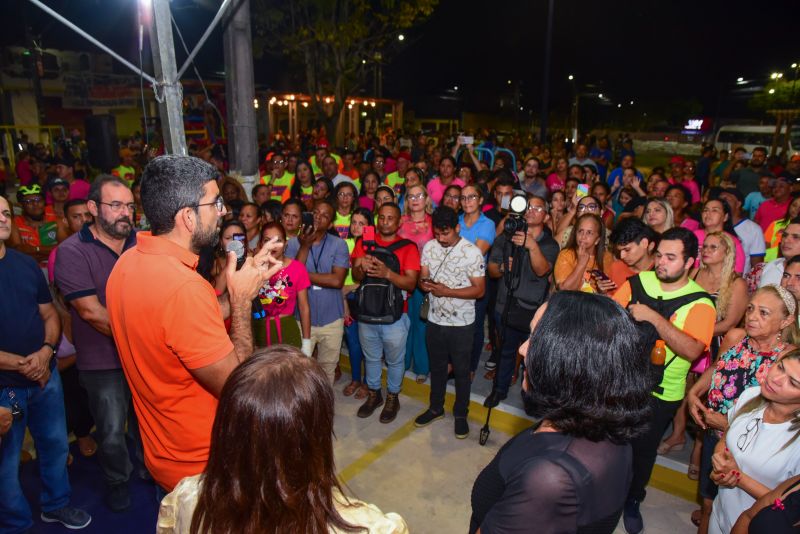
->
[106,155,282,493]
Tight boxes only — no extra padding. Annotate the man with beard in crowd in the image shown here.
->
[106,156,282,495]
[54,176,141,512]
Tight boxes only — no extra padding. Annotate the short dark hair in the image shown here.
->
[282,198,303,212]
[524,291,652,443]
[660,226,699,262]
[252,183,270,196]
[665,183,691,204]
[63,199,88,217]
[610,217,657,247]
[785,255,800,269]
[432,206,459,230]
[88,174,129,205]
[140,155,217,235]
[378,201,401,218]
[260,199,283,223]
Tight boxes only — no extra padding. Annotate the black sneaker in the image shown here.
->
[483,389,507,408]
[414,409,444,427]
[455,417,470,439]
[357,389,384,418]
[41,507,92,529]
[623,498,644,534]
[106,482,131,512]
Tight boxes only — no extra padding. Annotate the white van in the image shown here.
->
[714,125,799,155]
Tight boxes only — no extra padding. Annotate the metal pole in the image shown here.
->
[176,0,233,80]
[539,0,554,144]
[148,0,187,155]
[223,0,258,194]
[26,0,157,85]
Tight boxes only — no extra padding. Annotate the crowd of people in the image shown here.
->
[2,127,800,533]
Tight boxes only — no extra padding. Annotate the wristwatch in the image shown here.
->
[42,342,57,357]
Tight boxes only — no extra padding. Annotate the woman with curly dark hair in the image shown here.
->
[157,345,408,534]
[470,291,652,534]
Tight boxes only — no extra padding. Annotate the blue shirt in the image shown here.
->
[588,147,612,179]
[0,249,55,387]
[743,192,766,219]
[459,213,496,260]
[286,234,350,326]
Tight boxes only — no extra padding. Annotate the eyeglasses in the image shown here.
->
[460,194,480,202]
[408,193,426,201]
[577,203,599,211]
[272,160,285,165]
[527,205,546,213]
[98,201,136,213]
[737,418,761,452]
[443,194,460,201]
[21,196,44,205]
[192,197,225,212]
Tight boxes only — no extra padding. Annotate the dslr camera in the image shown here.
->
[503,193,528,237]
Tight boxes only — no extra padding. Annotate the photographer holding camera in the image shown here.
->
[484,195,559,408]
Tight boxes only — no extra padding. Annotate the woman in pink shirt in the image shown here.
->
[666,183,700,232]
[426,156,464,206]
[693,198,746,274]
[546,157,568,192]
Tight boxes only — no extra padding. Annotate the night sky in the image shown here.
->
[4,0,798,120]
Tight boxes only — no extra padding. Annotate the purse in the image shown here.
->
[420,246,454,321]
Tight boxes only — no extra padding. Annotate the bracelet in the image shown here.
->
[42,342,57,356]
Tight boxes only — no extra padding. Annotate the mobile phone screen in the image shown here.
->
[362,225,375,242]
[500,195,511,210]
[232,233,246,243]
[576,184,589,198]
[301,212,314,228]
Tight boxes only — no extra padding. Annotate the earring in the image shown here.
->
[777,331,783,343]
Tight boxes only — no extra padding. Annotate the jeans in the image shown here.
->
[493,311,531,396]
[427,322,474,417]
[0,372,71,534]
[405,289,429,375]
[360,314,410,394]
[627,396,682,503]
[344,318,364,382]
[470,291,490,372]
[79,368,139,486]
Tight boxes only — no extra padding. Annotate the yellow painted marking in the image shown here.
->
[338,419,418,484]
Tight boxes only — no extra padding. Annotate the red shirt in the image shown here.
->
[755,198,791,232]
[352,234,420,313]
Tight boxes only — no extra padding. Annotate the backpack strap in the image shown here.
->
[384,238,415,253]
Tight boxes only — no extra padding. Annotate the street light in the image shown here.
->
[598,93,603,98]
[629,100,634,105]
[737,76,744,82]
[454,85,458,91]
[769,88,776,94]
[398,34,405,41]
[793,63,798,69]
[617,103,622,108]
[568,74,574,80]
[507,80,512,85]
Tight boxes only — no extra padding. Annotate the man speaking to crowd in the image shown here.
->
[106,155,282,494]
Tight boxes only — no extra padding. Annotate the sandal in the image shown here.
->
[484,369,496,380]
[690,509,702,527]
[343,381,360,397]
[354,383,369,400]
[688,464,700,481]
[656,440,685,455]
[77,435,97,457]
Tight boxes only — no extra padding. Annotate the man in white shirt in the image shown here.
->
[414,207,486,439]
[760,218,800,287]
[718,189,765,274]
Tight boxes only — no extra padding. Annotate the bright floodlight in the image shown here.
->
[568,74,574,80]
[454,85,458,90]
[630,100,634,105]
[793,63,798,69]
[737,77,744,82]
[617,103,622,108]
[398,34,405,41]
[253,98,258,109]
[769,88,776,94]
[598,93,603,98]
[507,80,512,85]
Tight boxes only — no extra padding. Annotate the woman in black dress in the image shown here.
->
[470,291,653,534]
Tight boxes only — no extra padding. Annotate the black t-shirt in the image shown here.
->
[471,427,632,534]
[0,248,54,387]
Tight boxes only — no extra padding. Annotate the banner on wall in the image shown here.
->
[62,74,139,109]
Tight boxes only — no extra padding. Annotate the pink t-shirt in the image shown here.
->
[427,177,465,206]
[680,217,701,232]
[397,213,433,252]
[545,173,565,192]
[358,196,375,212]
[755,198,791,232]
[257,259,311,317]
[693,229,746,274]
[681,179,701,204]
[16,159,32,186]
[68,179,90,201]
